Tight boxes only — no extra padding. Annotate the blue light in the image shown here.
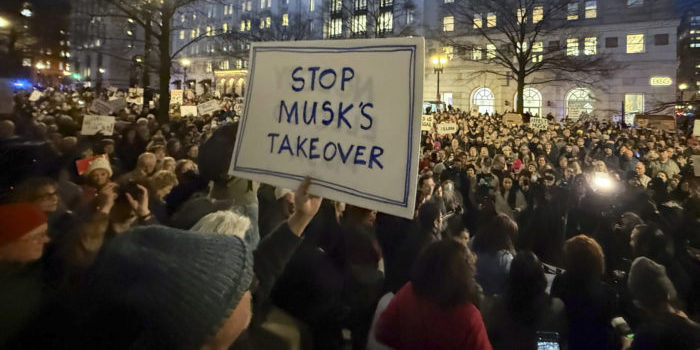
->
[11,80,31,89]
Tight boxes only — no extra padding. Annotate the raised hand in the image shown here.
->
[288,177,323,236]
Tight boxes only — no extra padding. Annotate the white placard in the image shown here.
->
[421,114,433,131]
[197,100,221,116]
[234,103,244,115]
[108,86,118,93]
[170,89,183,105]
[180,105,198,117]
[109,98,127,112]
[81,115,115,135]
[694,120,700,137]
[437,122,458,134]
[126,96,143,105]
[229,38,424,219]
[530,117,548,131]
[29,90,43,102]
[90,99,113,115]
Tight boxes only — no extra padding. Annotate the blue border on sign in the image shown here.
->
[233,44,417,208]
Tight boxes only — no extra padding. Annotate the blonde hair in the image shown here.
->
[148,170,178,194]
[191,211,251,239]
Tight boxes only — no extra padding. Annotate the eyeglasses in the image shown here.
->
[36,191,58,201]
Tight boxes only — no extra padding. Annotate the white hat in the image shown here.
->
[274,187,293,200]
[190,210,251,240]
[86,156,113,177]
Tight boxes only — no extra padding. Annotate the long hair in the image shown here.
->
[472,214,518,254]
[505,251,549,324]
[563,235,605,285]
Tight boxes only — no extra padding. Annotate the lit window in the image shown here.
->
[444,0,453,3]
[180,30,185,40]
[627,0,643,7]
[533,6,543,23]
[260,20,264,29]
[223,23,228,33]
[487,12,496,27]
[624,93,644,123]
[22,58,31,67]
[267,0,271,7]
[532,41,543,62]
[236,59,242,69]
[206,62,212,73]
[196,27,200,36]
[379,11,392,32]
[487,44,496,59]
[355,0,367,10]
[127,30,133,36]
[567,38,579,56]
[242,2,246,11]
[585,1,597,18]
[472,47,482,60]
[206,26,212,36]
[265,17,271,28]
[328,18,342,37]
[59,62,63,70]
[181,14,185,22]
[191,29,196,38]
[443,46,454,59]
[626,34,644,53]
[443,16,454,31]
[474,15,482,28]
[567,3,578,20]
[246,20,251,31]
[584,37,597,55]
[241,21,246,31]
[331,0,342,13]
[282,13,289,26]
[352,14,366,33]
[260,0,265,8]
[517,41,528,53]
[407,9,414,24]
[517,8,525,24]
[310,0,315,11]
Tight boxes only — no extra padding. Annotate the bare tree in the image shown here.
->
[442,0,622,114]
[326,0,418,39]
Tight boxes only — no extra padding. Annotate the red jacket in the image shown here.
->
[376,283,492,350]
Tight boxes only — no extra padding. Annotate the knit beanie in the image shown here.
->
[85,225,254,349]
[628,256,677,309]
[86,156,113,177]
[0,203,47,246]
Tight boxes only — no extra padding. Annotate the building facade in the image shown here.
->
[429,0,680,121]
[677,0,699,99]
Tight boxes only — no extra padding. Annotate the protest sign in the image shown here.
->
[109,98,127,112]
[635,115,675,130]
[694,120,700,137]
[503,113,523,125]
[126,96,143,105]
[229,37,424,218]
[81,115,115,136]
[421,115,433,131]
[75,155,108,176]
[437,123,458,134]
[108,86,118,94]
[90,99,113,115]
[180,105,198,117]
[234,103,244,115]
[170,89,183,105]
[197,100,220,116]
[29,90,43,102]
[529,117,548,131]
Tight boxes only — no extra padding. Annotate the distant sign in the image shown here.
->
[109,98,127,112]
[529,117,548,131]
[126,96,143,105]
[437,122,458,134]
[421,115,433,131]
[197,100,220,116]
[635,114,675,130]
[90,99,113,115]
[229,38,424,219]
[694,120,700,137]
[170,89,183,105]
[28,90,43,102]
[180,105,198,117]
[649,76,672,86]
[503,113,523,125]
[81,115,115,135]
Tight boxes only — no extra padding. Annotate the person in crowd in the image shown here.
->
[649,149,680,179]
[494,175,527,220]
[12,177,60,216]
[147,170,179,223]
[117,151,156,185]
[376,240,491,350]
[551,235,619,350]
[471,214,517,296]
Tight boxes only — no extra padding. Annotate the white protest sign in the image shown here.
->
[108,86,118,94]
[180,105,198,117]
[126,96,143,105]
[437,122,458,134]
[109,98,127,112]
[81,115,115,135]
[529,117,548,131]
[234,103,244,115]
[694,120,700,137]
[421,114,433,131]
[170,90,183,105]
[229,38,424,219]
[90,99,113,115]
[197,100,220,116]
[29,90,43,102]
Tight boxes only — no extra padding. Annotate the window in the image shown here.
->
[407,9,414,24]
[236,59,243,69]
[443,46,454,59]
[246,20,251,31]
[472,88,495,114]
[474,15,482,28]
[472,46,482,60]
[533,6,543,23]
[624,93,644,124]
[532,41,543,62]
[266,0,271,7]
[22,58,31,67]
[487,44,496,59]
[191,29,196,38]
[567,38,579,56]
[206,26,212,36]
[378,11,393,32]
[206,62,212,73]
[310,0,314,11]
[443,16,454,31]
[487,12,496,27]
[517,8,525,24]
[260,0,265,8]
[605,37,618,48]
[380,0,392,7]
[626,34,644,53]
[514,88,543,116]
[265,17,271,28]
[240,21,246,31]
[329,18,342,37]
[566,88,595,118]
[548,40,560,52]
[627,0,643,7]
[282,13,289,26]
[196,27,200,36]
[352,14,366,34]
[584,37,597,55]
[654,34,669,46]
[221,60,229,70]
[444,0,454,3]
[331,0,342,13]
[180,30,185,40]
[567,3,578,20]
[223,23,228,33]
[355,0,367,10]
[585,1,596,18]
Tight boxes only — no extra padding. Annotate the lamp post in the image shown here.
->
[180,58,191,91]
[432,55,446,103]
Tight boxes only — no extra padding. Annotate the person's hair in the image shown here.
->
[149,170,178,195]
[12,177,57,202]
[418,173,434,188]
[631,224,673,263]
[137,152,157,167]
[411,240,479,309]
[563,235,605,283]
[417,201,440,230]
[472,214,517,254]
[506,251,548,323]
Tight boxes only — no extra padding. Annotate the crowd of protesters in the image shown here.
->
[0,86,699,350]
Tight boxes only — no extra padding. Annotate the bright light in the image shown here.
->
[431,57,438,65]
[11,80,30,89]
[21,9,32,17]
[0,17,10,28]
[678,83,689,90]
[440,57,447,64]
[180,58,191,67]
[72,73,82,80]
[592,172,614,192]
[62,71,72,76]
[35,62,46,70]
[98,68,105,73]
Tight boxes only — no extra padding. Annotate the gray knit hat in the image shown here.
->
[86,225,254,349]
[627,256,677,309]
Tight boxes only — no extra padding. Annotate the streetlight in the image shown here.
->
[0,16,10,28]
[180,58,191,91]
[679,83,688,104]
[432,55,446,103]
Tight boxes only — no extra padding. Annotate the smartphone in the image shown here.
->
[536,332,560,350]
